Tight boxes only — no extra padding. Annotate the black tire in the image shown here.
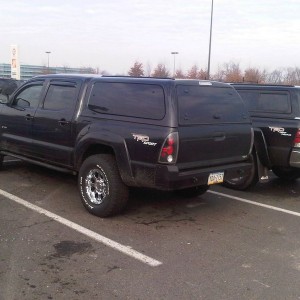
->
[272,167,300,181]
[223,152,259,190]
[78,154,129,217]
[176,185,209,198]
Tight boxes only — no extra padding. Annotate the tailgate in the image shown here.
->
[177,124,252,167]
[176,83,252,168]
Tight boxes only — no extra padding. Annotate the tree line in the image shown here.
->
[50,61,300,85]
[127,61,300,85]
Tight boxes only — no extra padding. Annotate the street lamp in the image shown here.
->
[171,51,179,77]
[45,51,51,73]
[207,0,214,79]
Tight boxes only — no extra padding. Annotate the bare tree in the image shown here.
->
[186,65,207,79]
[244,67,266,83]
[174,69,186,79]
[266,69,284,84]
[283,67,300,85]
[198,68,207,80]
[295,68,300,84]
[128,61,144,77]
[211,66,224,81]
[152,63,170,78]
[187,65,198,79]
[222,62,243,83]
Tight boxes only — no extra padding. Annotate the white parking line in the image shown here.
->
[208,190,300,217]
[0,188,162,267]
[4,159,20,163]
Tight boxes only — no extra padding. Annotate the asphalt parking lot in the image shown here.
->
[0,158,299,300]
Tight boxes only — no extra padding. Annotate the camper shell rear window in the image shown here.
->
[177,85,247,125]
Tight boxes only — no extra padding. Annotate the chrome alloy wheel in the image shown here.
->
[85,168,109,204]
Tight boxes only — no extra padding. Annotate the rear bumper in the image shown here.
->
[154,161,253,191]
[289,148,300,168]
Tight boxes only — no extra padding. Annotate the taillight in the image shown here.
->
[294,129,300,147]
[159,132,179,164]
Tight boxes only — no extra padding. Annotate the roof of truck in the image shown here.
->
[31,74,230,88]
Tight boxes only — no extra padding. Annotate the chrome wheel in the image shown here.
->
[85,168,109,204]
[79,154,129,217]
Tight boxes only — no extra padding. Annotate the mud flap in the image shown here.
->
[256,154,269,183]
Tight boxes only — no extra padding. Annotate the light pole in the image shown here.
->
[45,51,51,73]
[207,0,214,79]
[171,51,179,77]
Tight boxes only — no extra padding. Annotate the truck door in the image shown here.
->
[31,80,81,166]
[0,81,44,156]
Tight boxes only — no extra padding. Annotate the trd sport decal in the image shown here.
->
[269,127,291,137]
[132,134,157,146]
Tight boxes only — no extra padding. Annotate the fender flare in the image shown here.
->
[74,129,135,186]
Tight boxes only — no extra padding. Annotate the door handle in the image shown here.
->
[213,132,226,141]
[58,119,70,126]
[25,114,34,121]
[213,114,221,119]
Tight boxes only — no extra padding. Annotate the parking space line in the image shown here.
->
[4,159,20,163]
[4,158,21,163]
[0,188,162,267]
[208,190,300,217]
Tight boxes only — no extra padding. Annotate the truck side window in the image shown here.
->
[238,90,291,113]
[43,85,77,111]
[88,82,165,120]
[14,85,43,109]
[258,93,290,113]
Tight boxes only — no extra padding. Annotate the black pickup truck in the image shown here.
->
[224,83,300,190]
[0,75,253,217]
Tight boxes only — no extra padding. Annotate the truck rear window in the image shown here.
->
[88,82,165,120]
[177,85,247,125]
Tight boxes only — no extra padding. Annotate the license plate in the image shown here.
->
[208,172,224,185]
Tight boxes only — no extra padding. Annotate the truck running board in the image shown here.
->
[0,151,77,175]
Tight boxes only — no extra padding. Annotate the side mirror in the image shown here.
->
[0,94,9,104]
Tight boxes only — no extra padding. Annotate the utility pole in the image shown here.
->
[207,0,214,79]
[171,51,179,77]
[45,51,51,73]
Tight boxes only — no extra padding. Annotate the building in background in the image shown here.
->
[0,63,96,81]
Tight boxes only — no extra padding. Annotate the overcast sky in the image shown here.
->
[1,0,299,74]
